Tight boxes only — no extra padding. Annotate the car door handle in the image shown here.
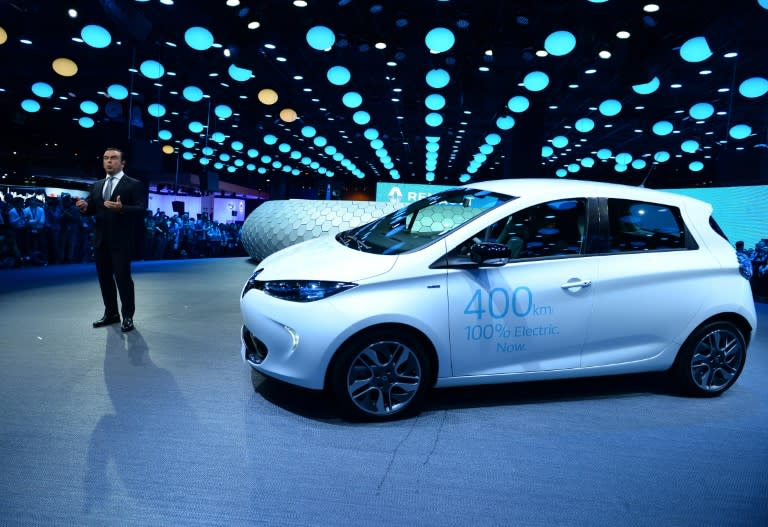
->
[561,279,592,289]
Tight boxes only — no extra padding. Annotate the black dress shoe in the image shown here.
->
[93,314,120,328]
[121,317,135,332]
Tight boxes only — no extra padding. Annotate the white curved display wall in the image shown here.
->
[240,199,400,261]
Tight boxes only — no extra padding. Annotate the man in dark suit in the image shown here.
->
[76,147,145,332]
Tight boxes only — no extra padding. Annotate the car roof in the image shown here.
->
[465,178,710,210]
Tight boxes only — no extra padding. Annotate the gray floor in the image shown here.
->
[1,258,766,526]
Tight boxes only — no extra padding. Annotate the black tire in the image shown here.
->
[673,321,746,396]
[330,329,433,420]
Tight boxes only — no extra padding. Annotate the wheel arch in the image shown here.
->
[684,312,754,350]
[672,311,753,372]
[324,322,439,391]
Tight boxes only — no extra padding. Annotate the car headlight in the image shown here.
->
[243,271,357,302]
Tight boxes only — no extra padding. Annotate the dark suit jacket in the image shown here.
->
[83,174,146,254]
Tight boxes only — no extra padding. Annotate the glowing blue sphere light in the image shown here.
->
[184,27,214,51]
[597,148,612,160]
[507,95,530,113]
[80,100,98,114]
[327,66,351,86]
[425,94,446,111]
[689,103,714,120]
[523,71,549,92]
[425,113,444,127]
[353,111,371,125]
[599,99,622,116]
[306,26,335,51]
[425,27,455,53]
[147,103,166,117]
[632,76,660,95]
[426,69,450,89]
[215,104,233,119]
[681,140,699,153]
[140,60,165,79]
[680,36,712,62]
[31,82,53,98]
[653,121,674,136]
[108,84,128,100]
[342,91,362,108]
[575,118,595,133]
[739,77,768,98]
[228,64,252,82]
[730,124,752,139]
[78,116,94,128]
[496,116,515,130]
[81,25,111,48]
[544,30,576,56]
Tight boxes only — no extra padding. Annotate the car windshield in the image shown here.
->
[336,187,515,255]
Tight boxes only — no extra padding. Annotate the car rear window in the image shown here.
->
[607,199,687,252]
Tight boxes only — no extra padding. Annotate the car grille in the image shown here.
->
[242,326,268,365]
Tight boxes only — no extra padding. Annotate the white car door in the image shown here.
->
[581,197,713,367]
[444,197,597,376]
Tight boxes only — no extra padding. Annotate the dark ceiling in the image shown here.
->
[0,0,766,196]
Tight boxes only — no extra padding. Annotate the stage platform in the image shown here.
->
[1,258,766,526]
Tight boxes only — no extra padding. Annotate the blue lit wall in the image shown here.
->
[667,185,768,246]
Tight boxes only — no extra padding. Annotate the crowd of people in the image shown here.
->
[0,192,246,268]
[737,239,768,302]
[142,209,245,260]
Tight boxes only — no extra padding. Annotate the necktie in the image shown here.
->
[103,176,114,200]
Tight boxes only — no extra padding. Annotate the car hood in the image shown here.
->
[256,234,397,282]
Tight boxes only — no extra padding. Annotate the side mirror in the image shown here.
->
[469,242,511,266]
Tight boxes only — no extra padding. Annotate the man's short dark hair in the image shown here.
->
[104,147,126,162]
[736,240,745,250]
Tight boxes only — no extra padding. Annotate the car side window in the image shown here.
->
[457,198,587,260]
[607,199,686,252]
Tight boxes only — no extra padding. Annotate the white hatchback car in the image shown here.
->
[240,179,756,420]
